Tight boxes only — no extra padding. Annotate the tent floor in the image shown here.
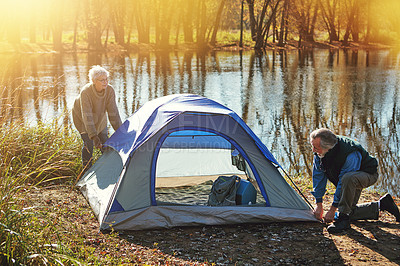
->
[155,175,266,206]
[155,174,247,188]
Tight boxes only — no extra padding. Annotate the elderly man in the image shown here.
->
[310,128,400,233]
[72,65,122,169]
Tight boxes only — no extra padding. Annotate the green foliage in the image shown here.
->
[216,30,253,47]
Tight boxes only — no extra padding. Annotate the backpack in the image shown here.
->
[207,175,241,206]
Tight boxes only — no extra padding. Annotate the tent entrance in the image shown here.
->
[153,129,266,206]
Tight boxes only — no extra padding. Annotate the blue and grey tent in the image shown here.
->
[77,94,316,230]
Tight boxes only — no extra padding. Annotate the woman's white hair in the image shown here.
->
[88,65,109,83]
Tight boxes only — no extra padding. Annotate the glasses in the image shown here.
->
[97,78,108,83]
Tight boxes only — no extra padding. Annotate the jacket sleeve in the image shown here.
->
[311,155,327,203]
[332,151,362,206]
[106,87,122,131]
[80,90,97,138]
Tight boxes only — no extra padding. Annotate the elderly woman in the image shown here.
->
[72,65,122,169]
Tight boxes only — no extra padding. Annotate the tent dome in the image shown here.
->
[77,94,316,230]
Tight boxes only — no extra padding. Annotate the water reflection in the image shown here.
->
[1,49,400,196]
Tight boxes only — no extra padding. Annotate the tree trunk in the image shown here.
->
[197,0,208,48]
[364,0,371,44]
[84,0,103,50]
[126,3,134,45]
[261,0,282,49]
[239,0,244,47]
[51,0,64,51]
[254,0,271,49]
[307,1,319,42]
[319,0,339,43]
[157,0,174,48]
[278,0,289,47]
[272,12,277,43]
[110,0,126,45]
[246,0,258,41]
[246,0,282,50]
[183,0,194,43]
[210,0,226,46]
[351,1,360,42]
[342,0,358,46]
[73,1,79,50]
[134,1,150,43]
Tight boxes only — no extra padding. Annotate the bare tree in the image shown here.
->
[51,0,64,51]
[342,0,359,46]
[319,0,339,43]
[210,0,226,46]
[72,0,80,50]
[83,0,107,50]
[278,0,289,47]
[246,0,282,50]
[155,0,175,48]
[197,0,208,48]
[182,0,195,43]
[364,0,371,44]
[109,0,126,46]
[290,0,319,47]
[134,1,150,43]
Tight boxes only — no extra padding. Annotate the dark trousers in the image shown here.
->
[339,171,379,220]
[80,128,108,169]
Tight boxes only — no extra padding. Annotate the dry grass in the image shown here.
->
[0,115,84,264]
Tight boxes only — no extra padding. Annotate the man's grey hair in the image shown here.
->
[310,128,338,150]
[88,65,109,84]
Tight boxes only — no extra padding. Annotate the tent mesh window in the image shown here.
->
[154,130,266,206]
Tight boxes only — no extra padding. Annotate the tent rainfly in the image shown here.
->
[77,94,316,231]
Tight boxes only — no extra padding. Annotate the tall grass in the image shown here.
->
[0,117,83,265]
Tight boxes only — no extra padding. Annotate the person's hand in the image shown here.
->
[313,203,324,221]
[324,206,337,223]
[92,135,102,149]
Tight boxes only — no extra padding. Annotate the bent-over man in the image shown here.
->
[310,128,400,233]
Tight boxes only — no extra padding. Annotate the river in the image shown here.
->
[1,48,399,196]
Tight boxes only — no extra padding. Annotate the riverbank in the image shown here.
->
[0,40,394,55]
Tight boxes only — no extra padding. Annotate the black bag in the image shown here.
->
[207,175,241,206]
[231,150,246,171]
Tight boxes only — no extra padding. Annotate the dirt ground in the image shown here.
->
[25,185,400,265]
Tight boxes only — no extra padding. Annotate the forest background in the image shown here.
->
[1,0,400,52]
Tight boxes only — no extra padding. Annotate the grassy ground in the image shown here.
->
[25,174,400,265]
[1,120,400,265]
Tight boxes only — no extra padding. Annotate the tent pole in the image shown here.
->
[281,168,314,211]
